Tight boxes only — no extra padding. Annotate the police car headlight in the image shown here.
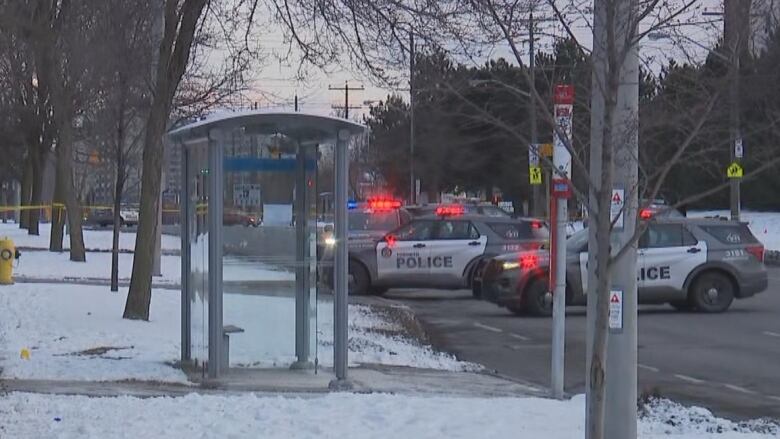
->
[502,261,520,270]
[325,237,337,247]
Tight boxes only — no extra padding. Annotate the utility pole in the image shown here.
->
[294,93,299,112]
[329,81,364,119]
[409,30,416,205]
[529,12,540,217]
[587,0,639,437]
[722,0,749,221]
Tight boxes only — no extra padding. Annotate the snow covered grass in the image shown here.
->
[0,283,187,383]
[0,222,180,251]
[1,393,775,439]
[12,248,293,284]
[0,283,471,383]
[14,251,181,284]
[688,210,780,251]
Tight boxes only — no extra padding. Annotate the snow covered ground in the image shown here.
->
[12,246,293,284]
[0,283,471,383]
[1,392,775,439]
[688,210,780,251]
[0,222,180,251]
[14,250,181,284]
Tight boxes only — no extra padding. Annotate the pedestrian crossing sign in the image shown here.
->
[727,162,743,179]
[529,166,542,185]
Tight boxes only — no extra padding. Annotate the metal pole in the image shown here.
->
[344,81,349,119]
[330,128,352,390]
[207,129,225,379]
[180,144,191,362]
[409,31,416,205]
[292,142,312,369]
[529,12,540,217]
[551,84,573,400]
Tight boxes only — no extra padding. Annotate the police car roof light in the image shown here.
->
[367,197,401,211]
[531,220,544,229]
[640,208,653,220]
[435,205,465,216]
[347,200,358,210]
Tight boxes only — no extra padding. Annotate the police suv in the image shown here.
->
[478,217,768,315]
[343,205,549,294]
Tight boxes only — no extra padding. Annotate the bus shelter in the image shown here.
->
[169,110,363,388]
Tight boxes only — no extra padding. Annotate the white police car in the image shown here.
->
[479,217,768,315]
[343,205,548,294]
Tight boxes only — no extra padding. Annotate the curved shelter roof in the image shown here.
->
[167,109,366,143]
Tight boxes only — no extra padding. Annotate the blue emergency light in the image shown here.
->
[347,200,358,210]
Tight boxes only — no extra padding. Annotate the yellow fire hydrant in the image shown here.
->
[0,237,20,285]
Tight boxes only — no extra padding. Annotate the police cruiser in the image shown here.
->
[341,205,548,294]
[478,217,768,315]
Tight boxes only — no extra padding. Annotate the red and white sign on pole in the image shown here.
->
[552,84,574,199]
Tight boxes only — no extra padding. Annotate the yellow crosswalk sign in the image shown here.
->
[727,162,743,179]
[529,166,542,185]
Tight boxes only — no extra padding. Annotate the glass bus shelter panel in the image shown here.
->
[187,139,210,368]
[221,129,319,368]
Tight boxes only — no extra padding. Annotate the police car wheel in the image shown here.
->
[524,277,553,317]
[690,271,735,313]
[348,262,370,295]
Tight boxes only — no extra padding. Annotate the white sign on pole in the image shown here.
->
[735,137,743,159]
[552,105,573,179]
[610,189,625,229]
[528,143,540,167]
[609,289,623,332]
[234,184,262,207]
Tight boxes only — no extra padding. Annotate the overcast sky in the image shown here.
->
[240,1,725,119]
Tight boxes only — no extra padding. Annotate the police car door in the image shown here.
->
[428,220,487,285]
[639,223,705,292]
[376,220,435,282]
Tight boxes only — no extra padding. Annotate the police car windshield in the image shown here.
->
[349,211,397,231]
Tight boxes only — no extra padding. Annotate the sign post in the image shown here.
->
[551,84,573,400]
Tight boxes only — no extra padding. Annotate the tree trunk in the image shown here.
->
[111,177,123,291]
[27,152,43,236]
[124,100,167,319]
[19,154,33,230]
[124,0,209,320]
[58,121,86,262]
[49,166,66,252]
[111,84,127,293]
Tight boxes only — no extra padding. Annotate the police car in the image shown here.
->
[342,205,549,294]
[478,217,768,315]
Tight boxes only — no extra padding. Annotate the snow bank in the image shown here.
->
[1,392,775,439]
[0,222,180,251]
[0,283,471,383]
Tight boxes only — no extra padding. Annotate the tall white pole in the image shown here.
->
[551,84,573,400]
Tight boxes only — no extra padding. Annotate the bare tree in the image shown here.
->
[123,0,209,320]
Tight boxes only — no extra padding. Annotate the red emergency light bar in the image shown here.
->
[435,204,465,216]
[367,197,401,211]
[531,220,544,230]
[640,208,653,220]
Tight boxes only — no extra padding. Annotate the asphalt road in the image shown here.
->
[381,267,780,421]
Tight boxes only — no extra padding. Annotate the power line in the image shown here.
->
[328,81,365,119]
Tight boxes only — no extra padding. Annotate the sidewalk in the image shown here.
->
[1,366,542,399]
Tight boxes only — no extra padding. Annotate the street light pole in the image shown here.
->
[409,30,416,205]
